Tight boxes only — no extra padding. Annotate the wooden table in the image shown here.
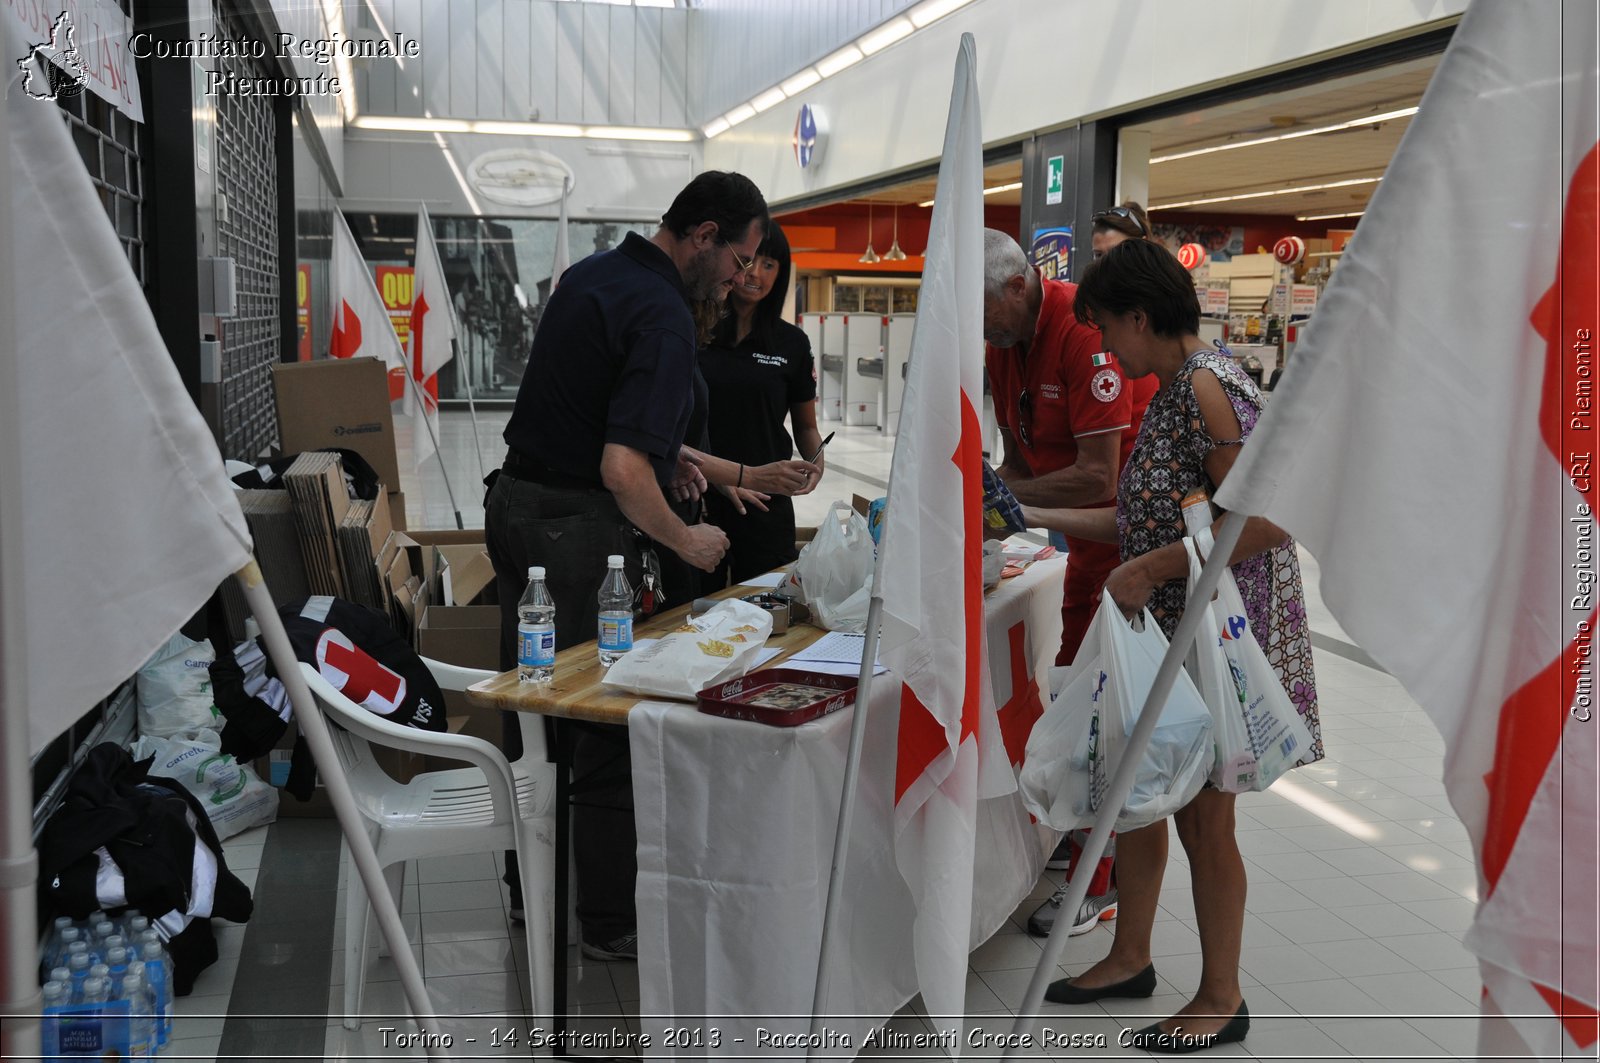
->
[468,584,829,725]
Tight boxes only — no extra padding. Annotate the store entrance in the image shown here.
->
[1119,53,1441,387]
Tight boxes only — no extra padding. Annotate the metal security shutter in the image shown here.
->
[212,0,281,460]
[55,74,145,283]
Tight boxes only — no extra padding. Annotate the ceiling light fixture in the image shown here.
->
[781,68,822,96]
[701,116,730,138]
[751,87,787,113]
[1296,209,1368,221]
[859,203,880,263]
[908,0,977,27]
[859,16,913,55]
[1151,175,1383,211]
[722,103,756,128]
[884,204,909,260]
[817,45,864,77]
[1150,106,1420,164]
[351,115,695,142]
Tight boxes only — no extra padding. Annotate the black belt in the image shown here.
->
[501,450,606,491]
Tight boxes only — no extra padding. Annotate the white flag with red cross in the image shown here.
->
[1216,1,1599,1054]
[873,34,1013,1040]
[406,203,457,468]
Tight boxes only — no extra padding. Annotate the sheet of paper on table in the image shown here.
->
[785,631,889,675]
[737,571,788,589]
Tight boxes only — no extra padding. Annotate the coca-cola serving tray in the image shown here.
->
[697,668,858,727]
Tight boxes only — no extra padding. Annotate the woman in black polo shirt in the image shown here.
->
[698,222,824,585]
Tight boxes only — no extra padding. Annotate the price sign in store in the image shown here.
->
[1203,286,1231,317]
[1291,284,1318,317]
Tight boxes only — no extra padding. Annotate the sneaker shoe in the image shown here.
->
[580,933,638,963]
[1045,836,1074,871]
[1027,886,1118,938]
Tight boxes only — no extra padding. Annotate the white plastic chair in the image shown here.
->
[297,658,555,1031]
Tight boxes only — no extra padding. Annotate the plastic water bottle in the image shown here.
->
[40,979,68,1057]
[90,921,116,962]
[140,939,173,1046]
[119,972,156,1058]
[597,555,634,667]
[517,566,557,683]
[67,951,92,998]
[50,923,82,970]
[106,946,130,979]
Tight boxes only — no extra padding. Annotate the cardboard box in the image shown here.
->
[418,604,501,671]
[434,545,496,607]
[417,604,503,744]
[272,358,401,494]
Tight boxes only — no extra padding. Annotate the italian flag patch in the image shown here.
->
[1091,353,1110,367]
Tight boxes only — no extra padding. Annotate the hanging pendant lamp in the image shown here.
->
[884,204,909,261]
[858,202,880,263]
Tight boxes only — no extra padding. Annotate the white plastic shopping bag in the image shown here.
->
[1183,539,1315,792]
[132,728,279,840]
[790,501,874,631]
[601,598,775,701]
[1020,590,1212,831]
[136,632,221,737]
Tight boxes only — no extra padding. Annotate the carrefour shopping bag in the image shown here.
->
[1183,539,1314,792]
[1020,590,1212,831]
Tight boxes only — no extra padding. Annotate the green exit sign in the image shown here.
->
[1045,155,1064,205]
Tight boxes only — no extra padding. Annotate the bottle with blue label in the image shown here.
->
[40,979,69,1057]
[517,566,557,683]
[597,555,633,667]
[55,975,132,1058]
[139,937,173,1047]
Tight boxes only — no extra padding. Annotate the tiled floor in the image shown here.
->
[188,416,1484,1060]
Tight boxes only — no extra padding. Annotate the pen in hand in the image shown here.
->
[808,431,835,465]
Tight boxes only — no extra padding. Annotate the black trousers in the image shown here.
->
[485,472,646,945]
[702,490,799,590]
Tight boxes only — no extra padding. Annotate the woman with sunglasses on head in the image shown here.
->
[1026,198,1164,944]
[1022,238,1322,1055]
[695,220,825,587]
[1091,200,1155,260]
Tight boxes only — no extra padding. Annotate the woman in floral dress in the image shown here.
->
[1023,238,1321,1054]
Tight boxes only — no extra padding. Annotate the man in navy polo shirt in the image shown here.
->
[486,171,767,962]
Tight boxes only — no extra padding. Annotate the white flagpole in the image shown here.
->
[807,595,885,1050]
[454,334,488,483]
[0,73,43,1063]
[1001,514,1247,1057]
[236,561,445,1057]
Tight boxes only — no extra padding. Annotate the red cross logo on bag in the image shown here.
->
[316,629,407,716]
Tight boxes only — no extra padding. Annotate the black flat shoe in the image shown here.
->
[1043,963,1157,1004]
[1127,1001,1249,1054]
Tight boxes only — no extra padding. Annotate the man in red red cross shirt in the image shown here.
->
[982,230,1157,941]
[982,229,1157,667]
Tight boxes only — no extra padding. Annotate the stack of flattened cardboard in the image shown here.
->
[338,490,394,611]
[218,488,314,641]
[283,452,350,597]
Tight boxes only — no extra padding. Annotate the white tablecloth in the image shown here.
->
[631,559,1066,1058]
